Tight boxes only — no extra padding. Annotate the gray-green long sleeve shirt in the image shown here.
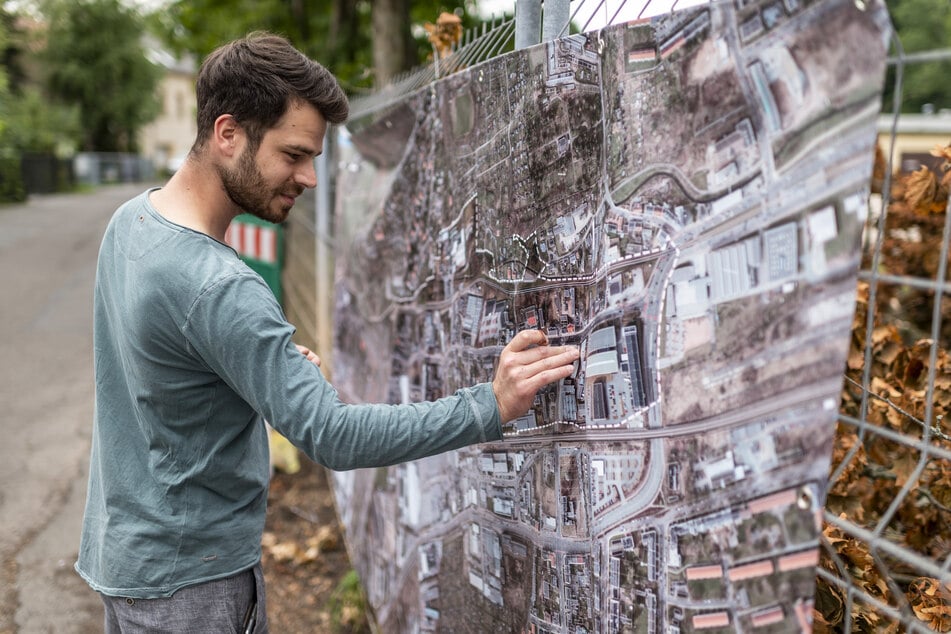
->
[76,190,502,598]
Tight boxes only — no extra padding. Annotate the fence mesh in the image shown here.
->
[818,31,951,632]
[349,14,516,120]
[344,1,951,630]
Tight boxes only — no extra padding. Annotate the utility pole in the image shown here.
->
[543,0,571,42]
[516,0,571,50]
[515,0,542,49]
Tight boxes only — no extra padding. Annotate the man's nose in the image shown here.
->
[297,159,318,189]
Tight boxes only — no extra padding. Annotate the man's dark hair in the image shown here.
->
[193,31,349,150]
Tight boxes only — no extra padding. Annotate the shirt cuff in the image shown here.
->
[463,383,504,443]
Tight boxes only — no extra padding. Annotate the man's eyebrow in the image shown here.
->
[285,144,322,157]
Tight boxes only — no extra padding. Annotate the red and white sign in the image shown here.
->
[225,221,277,264]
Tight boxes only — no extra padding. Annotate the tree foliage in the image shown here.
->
[0,6,79,156]
[884,0,951,113]
[0,7,28,93]
[42,0,162,152]
[0,12,23,202]
[0,8,14,142]
[149,0,485,93]
[4,85,80,154]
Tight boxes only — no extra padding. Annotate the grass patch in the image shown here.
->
[326,569,371,633]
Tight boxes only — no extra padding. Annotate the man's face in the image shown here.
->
[218,101,327,223]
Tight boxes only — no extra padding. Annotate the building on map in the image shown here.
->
[707,236,761,302]
[804,204,839,275]
[622,324,648,407]
[764,222,799,283]
[461,294,484,342]
[693,612,730,630]
[751,606,786,627]
[668,264,712,320]
[694,450,747,491]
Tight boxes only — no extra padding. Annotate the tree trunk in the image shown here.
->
[327,0,358,69]
[288,0,311,43]
[372,0,414,87]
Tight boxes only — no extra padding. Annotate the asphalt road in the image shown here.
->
[0,183,158,634]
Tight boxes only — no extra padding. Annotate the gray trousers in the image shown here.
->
[101,564,268,633]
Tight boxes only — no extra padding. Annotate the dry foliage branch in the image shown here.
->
[816,142,951,632]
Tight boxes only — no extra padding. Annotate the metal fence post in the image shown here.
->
[542,0,570,42]
[315,133,336,370]
[515,0,542,49]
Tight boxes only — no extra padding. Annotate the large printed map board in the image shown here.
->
[332,0,891,631]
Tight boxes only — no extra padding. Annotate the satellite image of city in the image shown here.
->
[331,0,891,631]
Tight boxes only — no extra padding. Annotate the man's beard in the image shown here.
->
[217,146,293,224]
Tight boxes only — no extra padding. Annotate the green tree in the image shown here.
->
[151,0,484,93]
[0,5,81,156]
[4,86,80,154]
[0,9,12,138]
[0,9,27,201]
[1,7,29,93]
[885,0,951,112]
[0,12,22,201]
[152,0,371,89]
[43,0,162,151]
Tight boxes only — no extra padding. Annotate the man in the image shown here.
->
[76,32,579,633]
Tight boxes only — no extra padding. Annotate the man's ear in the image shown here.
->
[212,114,243,158]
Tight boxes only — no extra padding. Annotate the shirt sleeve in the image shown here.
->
[182,271,503,470]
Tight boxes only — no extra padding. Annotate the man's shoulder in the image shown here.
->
[106,191,235,268]
[100,189,259,308]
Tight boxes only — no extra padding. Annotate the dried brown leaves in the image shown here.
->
[262,525,341,566]
[817,141,951,631]
[909,578,951,631]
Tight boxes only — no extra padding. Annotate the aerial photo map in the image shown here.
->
[331,0,892,631]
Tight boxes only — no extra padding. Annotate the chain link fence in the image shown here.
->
[818,29,951,632]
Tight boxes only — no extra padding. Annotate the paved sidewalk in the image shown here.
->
[0,183,159,634]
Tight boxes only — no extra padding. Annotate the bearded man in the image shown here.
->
[76,32,578,633]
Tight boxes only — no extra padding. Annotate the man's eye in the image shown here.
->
[286,152,302,161]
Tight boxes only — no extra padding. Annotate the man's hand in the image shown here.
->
[492,329,580,424]
[296,344,321,367]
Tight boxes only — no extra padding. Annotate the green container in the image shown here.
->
[225,213,285,304]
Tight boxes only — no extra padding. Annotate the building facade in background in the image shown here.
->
[139,39,197,175]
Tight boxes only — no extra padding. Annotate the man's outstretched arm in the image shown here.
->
[190,279,583,469]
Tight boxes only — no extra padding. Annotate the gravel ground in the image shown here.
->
[262,456,372,634]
